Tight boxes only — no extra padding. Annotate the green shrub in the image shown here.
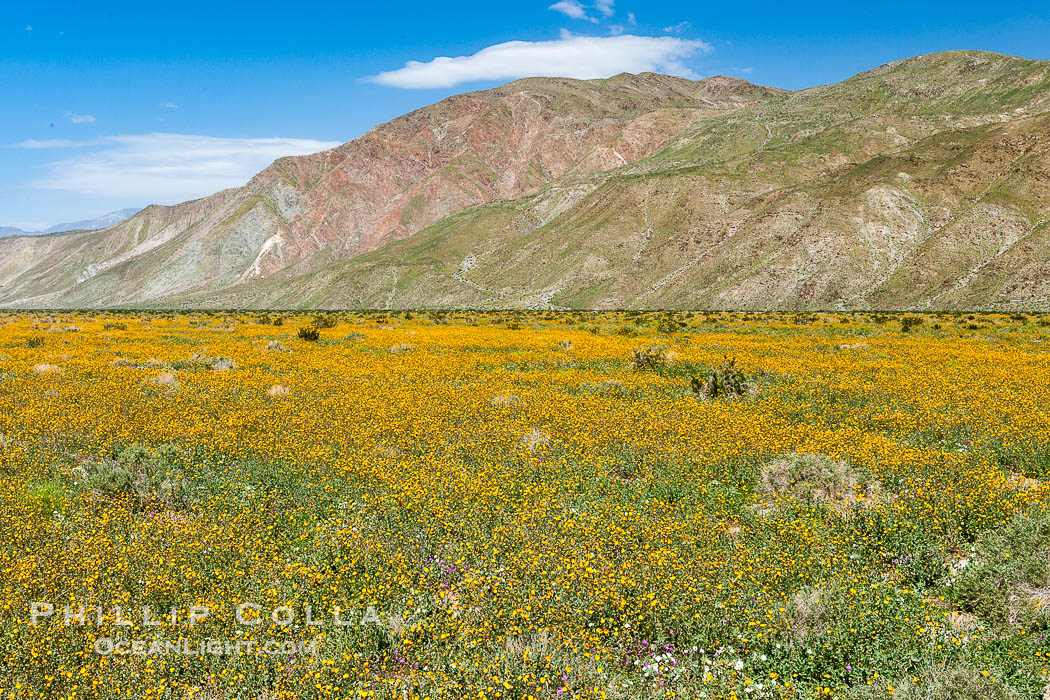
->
[952,507,1050,630]
[690,356,750,400]
[847,665,1021,699]
[103,322,127,331]
[901,315,924,332]
[313,314,338,329]
[72,444,192,510]
[760,453,879,507]
[655,313,686,334]
[298,326,320,342]
[80,460,134,493]
[630,346,667,371]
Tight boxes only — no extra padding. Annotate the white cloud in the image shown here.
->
[609,24,624,35]
[663,21,692,34]
[595,0,615,16]
[627,12,636,24]
[25,25,32,31]
[368,34,712,89]
[14,138,102,149]
[159,102,178,109]
[549,0,594,21]
[66,112,96,124]
[24,133,340,203]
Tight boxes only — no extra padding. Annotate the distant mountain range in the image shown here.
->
[1,50,1049,311]
[0,209,141,238]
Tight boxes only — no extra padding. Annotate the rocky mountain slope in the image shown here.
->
[168,51,1049,312]
[0,74,778,308]
[3,50,1049,311]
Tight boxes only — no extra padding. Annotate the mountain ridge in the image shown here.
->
[0,73,779,307]
[3,50,1049,311]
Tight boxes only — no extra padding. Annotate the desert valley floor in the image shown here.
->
[0,311,1048,698]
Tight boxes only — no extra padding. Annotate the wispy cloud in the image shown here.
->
[549,0,615,22]
[663,21,692,34]
[23,133,340,203]
[14,138,103,149]
[66,112,96,124]
[549,0,595,21]
[159,102,179,109]
[368,34,712,89]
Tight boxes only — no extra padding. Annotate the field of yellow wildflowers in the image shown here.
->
[0,311,1048,699]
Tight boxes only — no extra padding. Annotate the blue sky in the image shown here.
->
[2,0,1049,230]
